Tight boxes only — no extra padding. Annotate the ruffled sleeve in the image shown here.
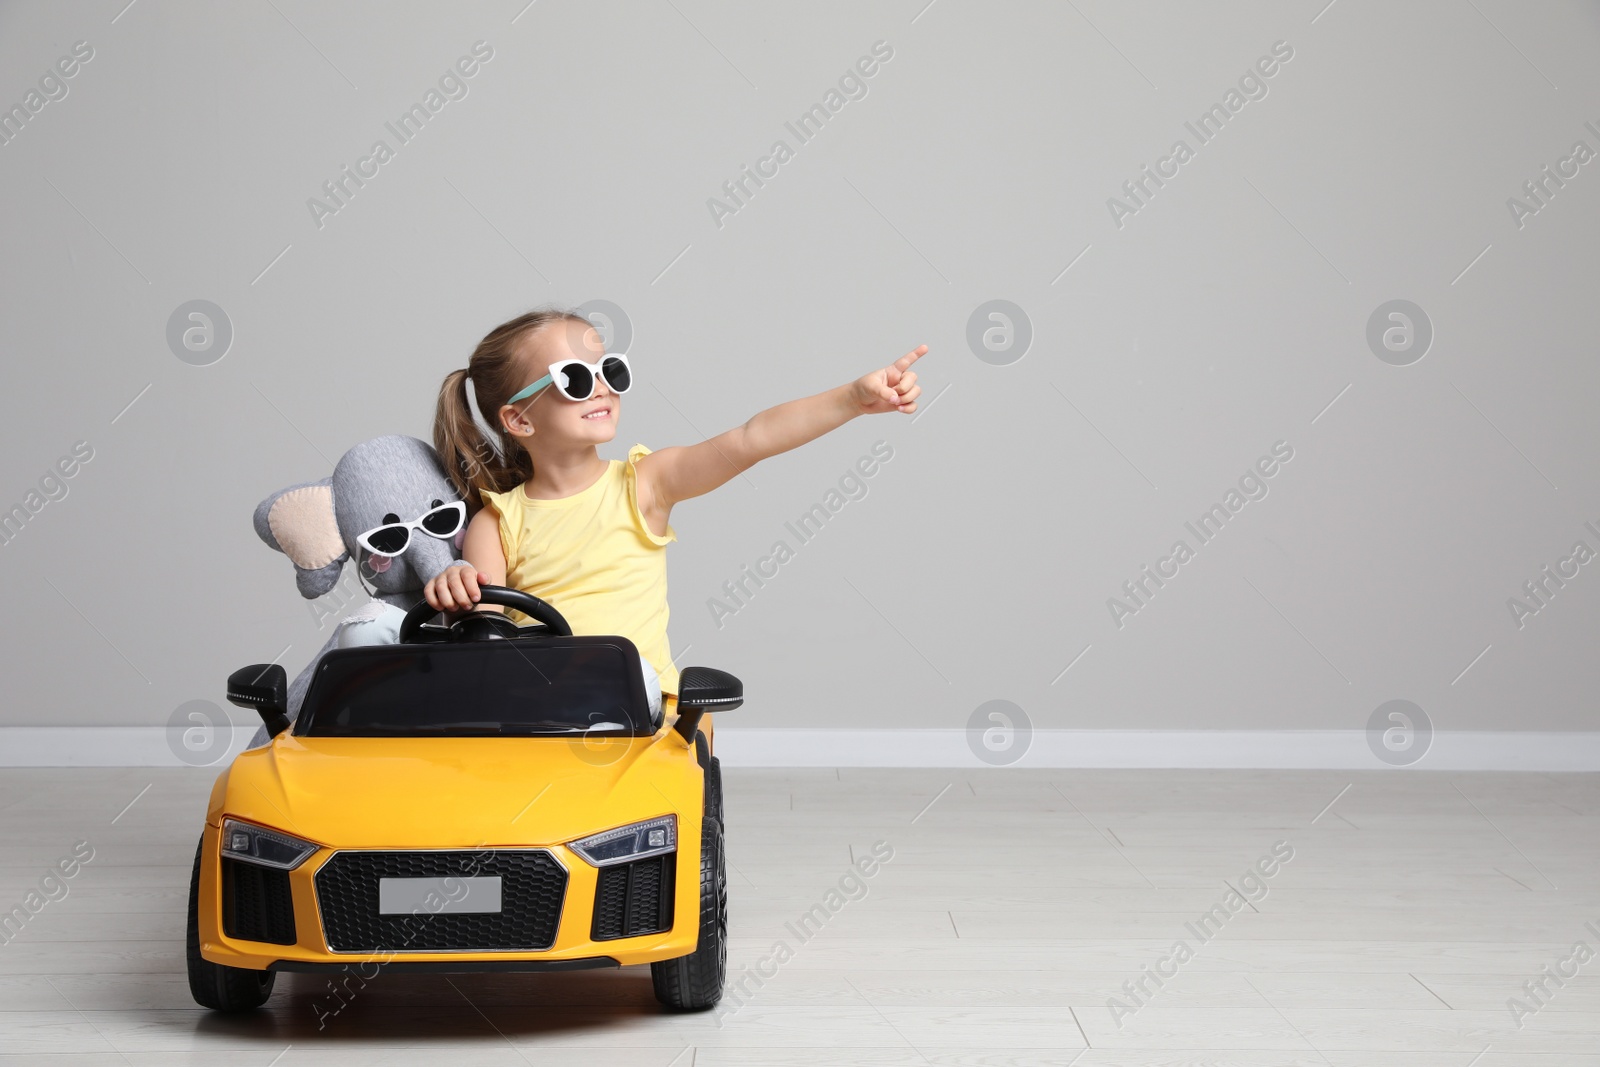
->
[625,444,677,547]
[477,486,518,566]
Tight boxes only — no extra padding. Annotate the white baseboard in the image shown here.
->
[2,727,1598,770]
[712,729,1600,770]
[0,727,265,768]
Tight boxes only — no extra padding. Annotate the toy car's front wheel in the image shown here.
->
[186,834,276,1012]
[651,756,726,1010]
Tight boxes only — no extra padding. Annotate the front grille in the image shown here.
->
[222,858,297,945]
[591,854,675,940]
[314,850,566,952]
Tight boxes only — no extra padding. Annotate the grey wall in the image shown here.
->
[2,0,1597,744]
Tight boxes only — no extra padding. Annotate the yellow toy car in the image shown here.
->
[186,585,738,1013]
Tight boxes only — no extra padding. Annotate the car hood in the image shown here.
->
[208,732,700,850]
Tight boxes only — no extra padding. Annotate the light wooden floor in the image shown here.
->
[1,767,1598,1064]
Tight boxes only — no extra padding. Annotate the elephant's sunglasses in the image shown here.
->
[356,500,466,558]
[506,353,633,405]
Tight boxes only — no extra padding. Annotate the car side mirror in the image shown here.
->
[227,663,291,738]
[672,665,742,741]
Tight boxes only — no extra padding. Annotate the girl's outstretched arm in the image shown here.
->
[636,345,926,519]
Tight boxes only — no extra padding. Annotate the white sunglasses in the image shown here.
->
[355,500,466,558]
[506,353,633,405]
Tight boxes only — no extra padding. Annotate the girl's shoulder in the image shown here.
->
[478,485,516,515]
[622,444,676,546]
[621,443,656,493]
[621,443,655,489]
[476,487,526,542]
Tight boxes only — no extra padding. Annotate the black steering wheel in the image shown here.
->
[398,583,573,644]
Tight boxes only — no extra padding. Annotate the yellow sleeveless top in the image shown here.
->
[480,444,679,694]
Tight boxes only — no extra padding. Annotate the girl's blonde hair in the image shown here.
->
[434,306,589,508]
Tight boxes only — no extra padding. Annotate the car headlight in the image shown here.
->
[569,815,677,867]
[220,818,317,870]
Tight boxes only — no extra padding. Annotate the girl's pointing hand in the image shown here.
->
[849,344,927,416]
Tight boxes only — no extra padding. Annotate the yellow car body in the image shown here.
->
[196,695,715,973]
[190,588,736,1013]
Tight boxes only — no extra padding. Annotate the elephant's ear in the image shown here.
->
[253,478,348,599]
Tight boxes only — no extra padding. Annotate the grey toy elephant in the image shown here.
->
[247,435,465,743]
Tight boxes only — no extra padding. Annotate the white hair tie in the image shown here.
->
[463,375,507,460]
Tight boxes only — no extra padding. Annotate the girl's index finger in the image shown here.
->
[897,344,929,370]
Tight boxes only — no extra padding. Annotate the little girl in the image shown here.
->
[425,307,925,709]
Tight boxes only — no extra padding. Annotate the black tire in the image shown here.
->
[651,756,727,1010]
[705,752,724,826]
[186,835,276,1012]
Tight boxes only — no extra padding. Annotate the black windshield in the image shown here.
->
[295,637,653,737]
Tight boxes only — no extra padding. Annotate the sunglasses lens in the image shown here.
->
[601,356,631,393]
[366,526,410,555]
[420,505,462,536]
[557,363,594,400]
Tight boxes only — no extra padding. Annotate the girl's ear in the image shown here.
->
[253,478,349,599]
[500,403,536,440]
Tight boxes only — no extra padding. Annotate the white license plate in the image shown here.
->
[378,876,503,915]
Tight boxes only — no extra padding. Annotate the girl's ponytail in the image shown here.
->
[434,368,510,506]
[433,306,585,508]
